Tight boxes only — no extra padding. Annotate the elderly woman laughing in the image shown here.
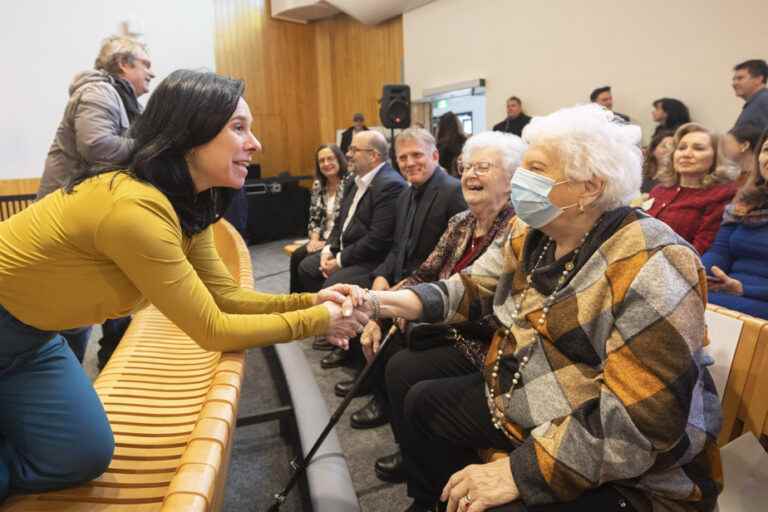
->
[355,104,722,512]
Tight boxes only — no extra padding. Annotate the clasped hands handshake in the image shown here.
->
[315,284,379,349]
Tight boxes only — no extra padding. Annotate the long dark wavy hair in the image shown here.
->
[735,128,768,210]
[436,111,466,149]
[653,98,691,132]
[643,128,675,183]
[314,144,348,188]
[66,69,245,236]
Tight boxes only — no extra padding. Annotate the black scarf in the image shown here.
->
[112,76,141,123]
[523,206,634,296]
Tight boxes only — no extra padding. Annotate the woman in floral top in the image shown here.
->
[290,144,352,292]
[360,131,525,488]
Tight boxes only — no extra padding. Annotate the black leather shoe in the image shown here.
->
[312,337,334,351]
[334,377,368,398]
[375,450,405,483]
[351,396,388,429]
[320,347,350,369]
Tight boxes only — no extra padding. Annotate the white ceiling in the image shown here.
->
[271,0,435,25]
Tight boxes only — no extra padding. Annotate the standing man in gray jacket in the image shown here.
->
[38,36,155,367]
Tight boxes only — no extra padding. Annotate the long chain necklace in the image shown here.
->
[488,222,599,432]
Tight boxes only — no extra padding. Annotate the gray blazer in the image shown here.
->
[38,70,134,198]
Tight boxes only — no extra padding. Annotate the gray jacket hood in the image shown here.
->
[68,70,114,96]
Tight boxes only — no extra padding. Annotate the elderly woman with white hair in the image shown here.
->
[354,104,722,512]
[362,131,525,484]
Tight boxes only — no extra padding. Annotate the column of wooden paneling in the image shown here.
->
[314,15,403,144]
[213,1,403,176]
[213,0,321,178]
[0,178,40,195]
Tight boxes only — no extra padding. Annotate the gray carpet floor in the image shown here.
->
[84,238,410,512]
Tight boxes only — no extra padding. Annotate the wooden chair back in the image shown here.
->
[0,193,36,221]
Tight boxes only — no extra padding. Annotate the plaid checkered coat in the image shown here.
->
[413,209,722,511]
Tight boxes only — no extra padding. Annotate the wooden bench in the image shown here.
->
[283,242,304,256]
[705,306,768,510]
[0,193,36,221]
[1,219,251,511]
[711,306,768,446]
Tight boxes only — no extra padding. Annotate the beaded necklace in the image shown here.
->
[487,221,599,433]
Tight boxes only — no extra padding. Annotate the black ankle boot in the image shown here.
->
[320,347,350,369]
[375,450,405,483]
[351,395,388,429]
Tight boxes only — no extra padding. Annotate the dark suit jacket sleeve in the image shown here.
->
[339,171,405,267]
[371,187,410,282]
[447,180,468,218]
[327,214,344,254]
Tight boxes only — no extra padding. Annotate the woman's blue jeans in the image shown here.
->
[0,305,114,502]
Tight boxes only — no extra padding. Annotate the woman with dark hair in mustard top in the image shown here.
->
[0,70,367,502]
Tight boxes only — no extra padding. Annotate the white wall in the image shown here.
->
[404,0,768,142]
[1,0,215,179]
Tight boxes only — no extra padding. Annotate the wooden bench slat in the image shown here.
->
[114,433,191,447]
[101,396,208,408]
[161,494,207,512]
[113,446,187,460]
[102,405,204,417]
[164,464,216,508]
[97,375,215,386]
[93,471,176,487]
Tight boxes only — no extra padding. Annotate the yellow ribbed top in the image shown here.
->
[0,172,329,351]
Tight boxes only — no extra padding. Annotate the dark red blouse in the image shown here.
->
[647,182,737,254]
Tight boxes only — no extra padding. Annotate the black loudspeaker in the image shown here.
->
[380,84,411,129]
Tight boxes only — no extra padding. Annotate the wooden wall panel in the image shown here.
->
[0,178,40,196]
[213,1,403,177]
[213,0,321,178]
[315,15,404,144]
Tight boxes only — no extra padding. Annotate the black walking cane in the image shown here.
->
[265,324,400,512]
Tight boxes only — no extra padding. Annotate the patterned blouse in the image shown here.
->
[401,204,515,367]
[306,174,352,239]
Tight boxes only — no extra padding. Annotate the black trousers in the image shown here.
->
[289,243,312,293]
[296,250,376,292]
[387,345,636,511]
[356,320,404,399]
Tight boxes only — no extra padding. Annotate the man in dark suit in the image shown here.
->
[335,128,467,429]
[492,96,531,137]
[339,113,367,155]
[298,129,405,292]
[590,85,631,122]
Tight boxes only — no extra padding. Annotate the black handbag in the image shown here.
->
[405,316,499,351]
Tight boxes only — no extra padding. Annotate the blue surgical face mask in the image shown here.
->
[510,168,574,228]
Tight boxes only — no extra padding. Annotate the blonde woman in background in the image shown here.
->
[647,122,739,254]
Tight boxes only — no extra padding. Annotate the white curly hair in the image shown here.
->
[461,131,528,176]
[522,104,643,209]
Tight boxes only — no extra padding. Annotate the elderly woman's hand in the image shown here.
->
[708,266,743,296]
[360,320,382,361]
[441,458,519,512]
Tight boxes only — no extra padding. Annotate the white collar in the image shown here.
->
[354,162,385,190]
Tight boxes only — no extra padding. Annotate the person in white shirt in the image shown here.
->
[297,130,406,367]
